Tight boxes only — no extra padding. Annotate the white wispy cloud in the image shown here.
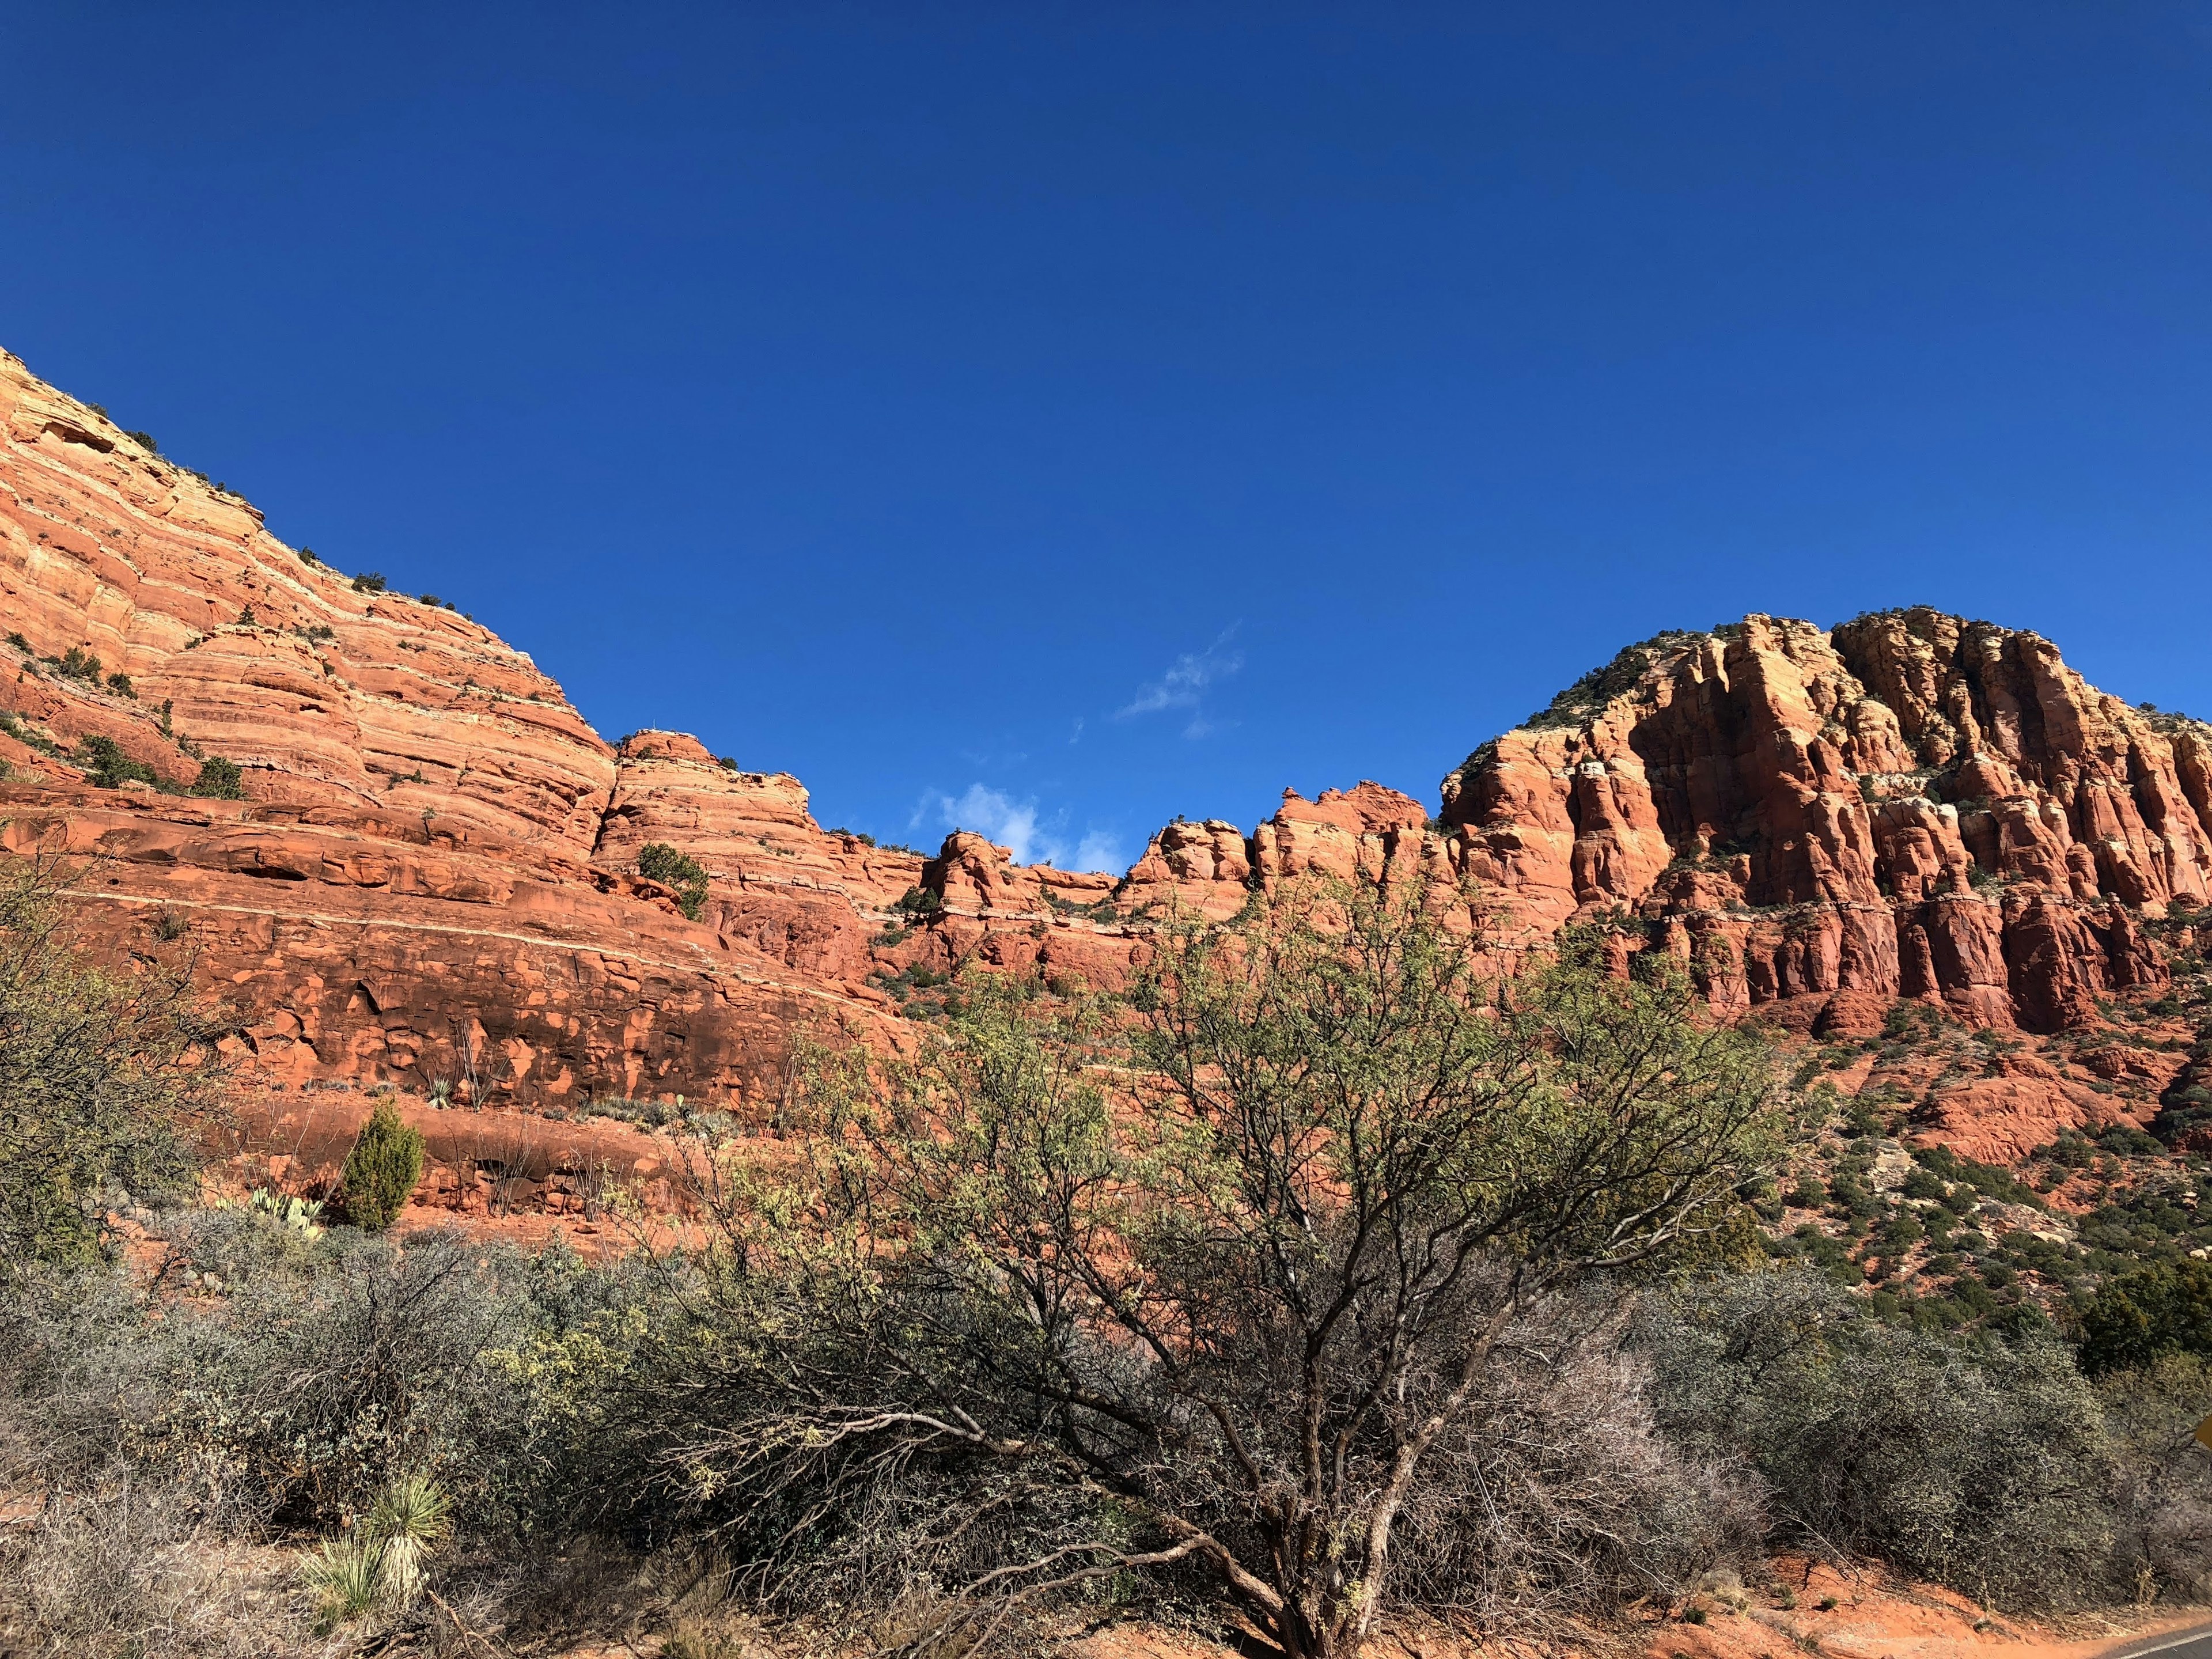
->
[911,783,1126,873]
[1116,627,1244,738]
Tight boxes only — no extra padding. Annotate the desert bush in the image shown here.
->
[2,1215,646,1542]
[0,855,224,1281]
[0,1461,304,1657]
[609,877,1785,1657]
[2098,1353,2212,1601]
[1381,1298,1764,1624]
[638,841,710,921]
[339,1099,425,1229]
[192,755,245,798]
[1640,1270,2117,1610]
[2079,1259,2212,1377]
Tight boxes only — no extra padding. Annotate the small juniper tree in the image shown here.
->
[192,756,245,800]
[340,1100,425,1231]
[637,842,710,922]
[2080,1260,2212,1377]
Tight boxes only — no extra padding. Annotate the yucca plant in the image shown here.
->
[300,1535,385,1628]
[366,1472,451,1611]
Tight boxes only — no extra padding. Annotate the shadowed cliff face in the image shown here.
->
[3,344,2204,1132]
[1433,612,2198,1035]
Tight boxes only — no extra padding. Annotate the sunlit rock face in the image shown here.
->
[5,345,2202,1137]
[1438,609,2196,1035]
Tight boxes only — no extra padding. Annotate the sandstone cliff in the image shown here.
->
[1437,612,2194,1035]
[5,346,2206,1153]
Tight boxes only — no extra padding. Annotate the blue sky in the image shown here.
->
[3,5,2209,870]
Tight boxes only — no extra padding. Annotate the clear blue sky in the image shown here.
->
[4,5,2207,869]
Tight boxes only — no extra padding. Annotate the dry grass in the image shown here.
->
[0,1472,317,1657]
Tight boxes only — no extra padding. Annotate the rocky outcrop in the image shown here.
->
[6,344,2205,1150]
[1434,611,2200,1034]
[1119,782,1432,919]
[0,350,950,1109]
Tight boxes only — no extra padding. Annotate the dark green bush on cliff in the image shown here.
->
[55,647,102,684]
[76,737,163,792]
[891,884,941,917]
[192,756,245,800]
[637,842,709,921]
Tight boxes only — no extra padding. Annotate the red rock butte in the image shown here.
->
[3,346,2205,1121]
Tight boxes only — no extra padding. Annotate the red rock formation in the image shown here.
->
[7,343,2205,1186]
[1119,782,1430,919]
[0,347,1172,1114]
[0,351,922,1108]
[1437,611,2198,1034]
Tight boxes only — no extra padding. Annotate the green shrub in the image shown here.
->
[0,855,219,1278]
[1913,1142,2044,1209]
[1641,1271,2116,1611]
[1901,1166,1948,1201]
[891,884,941,918]
[76,736,162,791]
[0,711,66,758]
[192,756,245,799]
[338,1100,424,1231]
[2080,1260,2212,1377]
[637,842,710,922]
[55,646,102,683]
[351,572,387,593]
[104,672,135,698]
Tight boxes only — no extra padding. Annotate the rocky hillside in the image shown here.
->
[1444,614,2202,1033]
[6,347,2210,1157]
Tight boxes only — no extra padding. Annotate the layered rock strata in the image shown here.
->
[1436,612,2196,1036]
[6,346,2207,1153]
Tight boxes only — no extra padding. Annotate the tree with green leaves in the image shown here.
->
[637,841,709,921]
[0,853,225,1280]
[2079,1259,2212,1377]
[339,1100,425,1231]
[628,873,1788,1658]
